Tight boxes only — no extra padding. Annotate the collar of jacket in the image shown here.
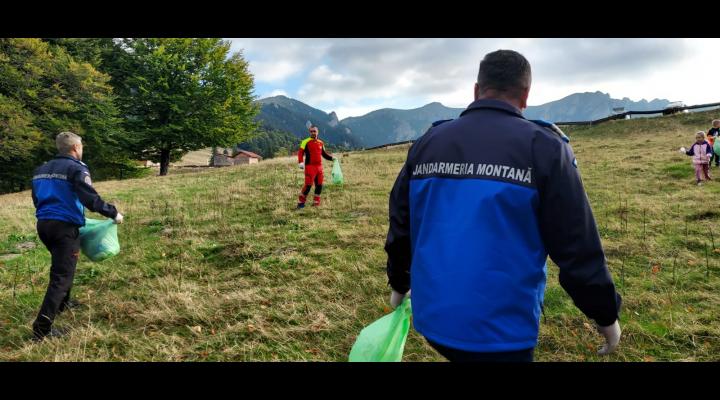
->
[55,154,85,166]
[460,99,524,119]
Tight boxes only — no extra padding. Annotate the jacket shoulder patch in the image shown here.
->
[529,119,570,143]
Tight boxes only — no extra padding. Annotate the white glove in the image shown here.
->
[679,147,686,153]
[390,289,410,309]
[113,212,124,224]
[596,320,621,355]
[298,162,304,170]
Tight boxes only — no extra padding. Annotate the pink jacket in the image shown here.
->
[686,141,713,165]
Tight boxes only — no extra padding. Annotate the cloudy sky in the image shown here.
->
[227,38,720,120]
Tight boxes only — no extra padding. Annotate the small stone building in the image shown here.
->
[230,150,262,165]
[211,148,262,167]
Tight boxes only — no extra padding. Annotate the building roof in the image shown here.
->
[232,150,262,159]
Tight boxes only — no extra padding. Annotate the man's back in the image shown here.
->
[32,156,87,226]
[386,49,621,360]
[386,98,619,353]
[405,99,563,351]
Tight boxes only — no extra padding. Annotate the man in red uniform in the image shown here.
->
[297,125,335,208]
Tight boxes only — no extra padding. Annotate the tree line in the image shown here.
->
[0,38,258,194]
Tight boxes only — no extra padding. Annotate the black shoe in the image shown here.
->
[32,326,69,342]
[59,299,84,313]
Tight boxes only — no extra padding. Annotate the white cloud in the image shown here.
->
[332,105,386,120]
[250,60,302,83]
[262,89,289,98]
[228,38,332,83]
[229,38,720,114]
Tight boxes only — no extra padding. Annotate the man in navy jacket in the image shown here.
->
[31,131,123,340]
[385,50,622,362]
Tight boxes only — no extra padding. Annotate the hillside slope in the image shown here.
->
[0,110,719,361]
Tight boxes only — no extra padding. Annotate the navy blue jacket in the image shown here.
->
[32,155,118,226]
[385,99,621,352]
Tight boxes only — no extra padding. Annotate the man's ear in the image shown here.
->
[474,83,480,101]
[519,87,530,110]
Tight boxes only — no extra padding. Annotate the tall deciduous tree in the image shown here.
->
[111,38,258,175]
[0,38,126,193]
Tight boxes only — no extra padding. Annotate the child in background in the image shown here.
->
[710,119,720,167]
[680,131,713,185]
[707,131,716,167]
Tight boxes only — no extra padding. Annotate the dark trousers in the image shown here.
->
[427,339,534,362]
[33,219,80,334]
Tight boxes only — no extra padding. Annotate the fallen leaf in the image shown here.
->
[651,265,661,274]
[643,356,656,362]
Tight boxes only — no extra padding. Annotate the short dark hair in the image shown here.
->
[477,50,531,98]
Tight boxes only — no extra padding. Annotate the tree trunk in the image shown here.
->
[159,148,170,176]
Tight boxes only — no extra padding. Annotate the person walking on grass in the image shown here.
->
[680,131,713,186]
[297,125,335,208]
[30,131,123,340]
[384,50,622,362]
[709,119,720,167]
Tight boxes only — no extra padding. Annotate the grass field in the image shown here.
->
[1,110,719,361]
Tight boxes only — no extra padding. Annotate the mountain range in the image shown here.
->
[254,92,671,148]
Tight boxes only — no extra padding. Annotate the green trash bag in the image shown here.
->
[348,298,411,362]
[714,139,720,155]
[79,218,120,262]
[331,158,344,185]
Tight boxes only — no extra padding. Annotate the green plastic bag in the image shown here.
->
[79,218,120,262]
[349,298,411,362]
[714,139,720,154]
[331,158,344,185]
